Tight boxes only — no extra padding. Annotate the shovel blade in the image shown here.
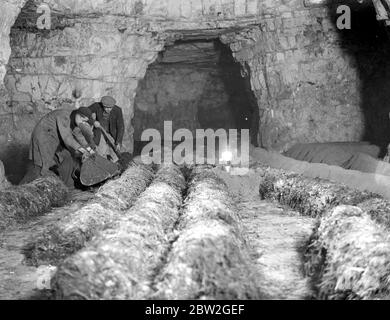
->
[80,155,119,186]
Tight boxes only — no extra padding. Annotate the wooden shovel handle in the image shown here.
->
[99,127,121,158]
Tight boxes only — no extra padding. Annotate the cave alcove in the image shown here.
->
[326,2,390,156]
[132,39,259,156]
[0,0,47,185]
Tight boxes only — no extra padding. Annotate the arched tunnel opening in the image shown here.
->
[132,39,259,156]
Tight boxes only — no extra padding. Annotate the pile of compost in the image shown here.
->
[258,166,390,229]
[153,167,263,300]
[53,164,185,299]
[305,206,390,300]
[23,164,154,266]
[284,142,380,166]
[0,176,68,231]
[258,166,390,299]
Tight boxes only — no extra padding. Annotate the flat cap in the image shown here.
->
[77,107,93,119]
[101,96,116,107]
[70,107,95,127]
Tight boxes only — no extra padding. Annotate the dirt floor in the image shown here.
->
[0,190,95,300]
[216,169,315,300]
[0,168,315,300]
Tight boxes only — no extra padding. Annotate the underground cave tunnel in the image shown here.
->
[1,0,390,183]
[132,39,259,156]
[1,0,390,302]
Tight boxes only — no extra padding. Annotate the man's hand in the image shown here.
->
[116,143,122,153]
[94,121,101,129]
[82,153,91,163]
[77,147,93,163]
[82,150,95,163]
[78,147,88,155]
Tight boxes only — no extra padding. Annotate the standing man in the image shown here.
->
[20,109,94,187]
[71,107,119,163]
[88,96,125,153]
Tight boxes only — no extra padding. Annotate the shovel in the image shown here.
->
[80,153,120,187]
[99,126,122,158]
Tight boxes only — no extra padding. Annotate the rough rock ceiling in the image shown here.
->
[10,0,268,39]
[154,41,220,67]
[10,0,380,34]
[0,0,385,86]
[1,0,267,85]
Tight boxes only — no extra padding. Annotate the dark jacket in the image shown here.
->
[72,124,97,150]
[29,110,82,173]
[88,103,125,146]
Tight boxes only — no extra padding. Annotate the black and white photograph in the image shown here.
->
[0,0,389,307]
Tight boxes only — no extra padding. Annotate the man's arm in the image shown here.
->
[89,103,103,145]
[57,113,84,152]
[79,123,97,150]
[116,107,125,145]
[73,124,97,151]
[88,103,101,120]
[72,127,89,148]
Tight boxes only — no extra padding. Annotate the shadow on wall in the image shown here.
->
[215,41,260,146]
[0,143,29,185]
[327,3,390,156]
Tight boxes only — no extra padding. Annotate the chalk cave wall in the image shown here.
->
[1,0,389,181]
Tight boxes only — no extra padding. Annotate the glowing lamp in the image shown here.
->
[221,151,233,163]
[220,151,233,173]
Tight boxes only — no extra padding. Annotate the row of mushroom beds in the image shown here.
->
[0,162,390,300]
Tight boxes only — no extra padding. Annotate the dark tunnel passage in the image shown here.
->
[132,39,259,155]
[327,2,390,156]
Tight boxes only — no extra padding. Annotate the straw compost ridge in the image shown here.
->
[257,167,390,229]
[0,190,96,300]
[305,206,390,300]
[257,166,390,299]
[53,164,186,300]
[214,168,315,300]
[22,164,155,267]
[152,167,263,300]
[0,176,68,232]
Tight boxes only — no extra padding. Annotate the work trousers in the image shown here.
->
[20,149,78,188]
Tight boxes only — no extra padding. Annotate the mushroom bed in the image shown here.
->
[258,166,390,300]
[1,163,390,300]
[51,165,263,300]
[0,164,263,300]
